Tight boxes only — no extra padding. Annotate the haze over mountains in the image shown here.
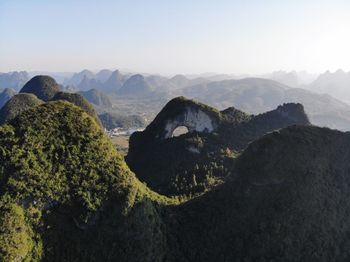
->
[0,71,349,261]
[1,69,350,130]
[1,80,350,260]
[3,0,350,260]
[308,69,350,103]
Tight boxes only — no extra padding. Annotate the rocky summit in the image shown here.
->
[126,96,310,196]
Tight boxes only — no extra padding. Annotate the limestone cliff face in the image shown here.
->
[126,97,311,196]
[141,96,221,140]
[163,106,217,139]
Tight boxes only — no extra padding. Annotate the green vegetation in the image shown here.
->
[218,102,310,151]
[78,88,112,108]
[220,106,252,125]
[111,135,130,156]
[0,78,103,127]
[51,91,102,126]
[165,125,350,261]
[0,101,173,261]
[20,75,59,101]
[0,203,40,262]
[1,95,348,261]
[99,112,146,129]
[127,97,310,196]
[0,93,43,125]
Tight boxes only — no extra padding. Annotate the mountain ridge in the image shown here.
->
[126,96,310,196]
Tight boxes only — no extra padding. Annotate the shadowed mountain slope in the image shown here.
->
[20,75,60,101]
[0,71,29,91]
[118,74,153,96]
[0,100,349,261]
[126,96,310,196]
[78,88,112,108]
[0,101,350,262]
[0,101,172,261]
[0,93,44,125]
[165,125,350,261]
[182,77,350,131]
[98,112,145,130]
[51,91,102,126]
[0,88,16,109]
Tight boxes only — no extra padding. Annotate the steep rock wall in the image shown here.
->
[163,107,216,139]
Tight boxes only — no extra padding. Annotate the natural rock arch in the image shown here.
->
[136,97,221,140]
[126,97,311,197]
[163,107,217,139]
[172,125,189,137]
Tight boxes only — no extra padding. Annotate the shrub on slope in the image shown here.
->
[0,93,43,125]
[0,101,172,261]
[20,75,59,101]
[51,91,102,126]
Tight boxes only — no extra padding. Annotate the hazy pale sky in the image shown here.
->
[1,0,350,74]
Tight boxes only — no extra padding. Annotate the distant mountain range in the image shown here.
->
[127,96,310,196]
[1,69,347,95]
[78,89,112,109]
[0,71,29,91]
[307,69,350,103]
[3,69,350,131]
[261,70,318,87]
[61,70,210,95]
[2,92,350,260]
[0,88,16,108]
[180,78,350,130]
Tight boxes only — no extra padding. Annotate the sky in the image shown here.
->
[1,0,350,75]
